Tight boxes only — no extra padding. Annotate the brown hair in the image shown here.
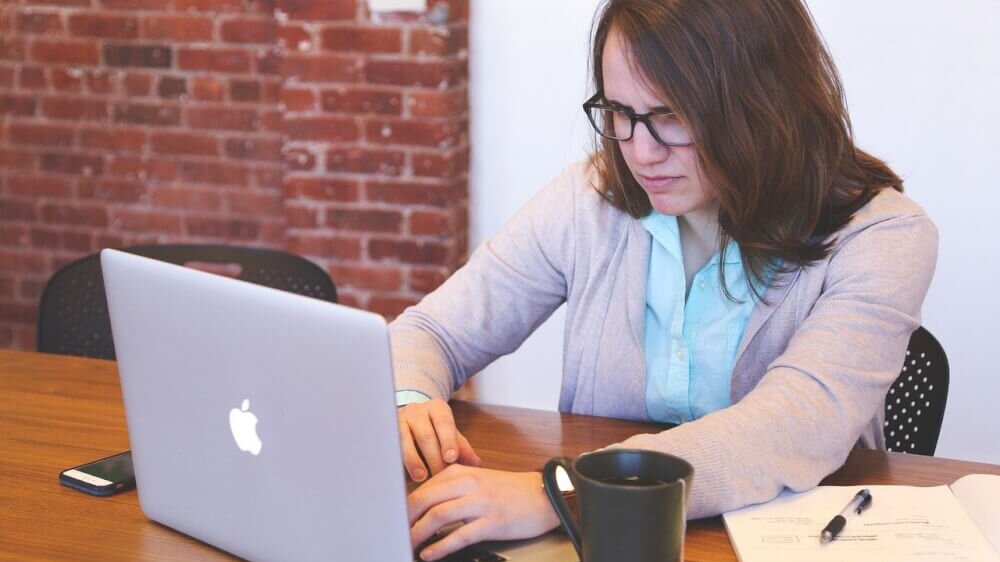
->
[589,0,902,298]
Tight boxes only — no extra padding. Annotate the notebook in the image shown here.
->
[101,248,574,562]
[722,473,1000,562]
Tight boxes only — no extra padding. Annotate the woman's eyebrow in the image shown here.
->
[603,96,674,113]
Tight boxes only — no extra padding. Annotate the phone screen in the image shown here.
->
[73,451,134,483]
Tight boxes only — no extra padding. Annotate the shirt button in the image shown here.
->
[675,346,685,359]
[698,280,707,290]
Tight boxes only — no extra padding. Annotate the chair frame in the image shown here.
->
[884,327,949,456]
[37,244,336,360]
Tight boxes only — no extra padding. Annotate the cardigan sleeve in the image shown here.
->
[387,164,580,399]
[611,209,938,519]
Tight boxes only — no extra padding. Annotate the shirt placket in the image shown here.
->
[662,231,691,424]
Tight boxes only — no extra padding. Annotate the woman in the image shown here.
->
[392,0,937,559]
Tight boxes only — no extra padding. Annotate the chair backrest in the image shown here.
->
[884,326,949,456]
[37,244,337,360]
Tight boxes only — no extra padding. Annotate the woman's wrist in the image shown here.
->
[534,470,578,522]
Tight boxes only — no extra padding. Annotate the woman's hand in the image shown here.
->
[408,465,561,561]
[398,398,481,481]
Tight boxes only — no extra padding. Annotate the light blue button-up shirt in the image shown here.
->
[396,213,762,418]
[640,211,756,424]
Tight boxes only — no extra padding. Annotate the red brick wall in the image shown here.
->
[0,0,469,350]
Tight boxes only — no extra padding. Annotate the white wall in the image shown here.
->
[467,0,1000,464]
[462,0,602,409]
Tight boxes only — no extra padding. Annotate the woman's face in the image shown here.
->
[601,31,716,219]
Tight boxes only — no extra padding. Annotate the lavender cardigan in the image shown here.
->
[389,161,938,518]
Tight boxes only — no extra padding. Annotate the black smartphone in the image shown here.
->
[59,451,135,496]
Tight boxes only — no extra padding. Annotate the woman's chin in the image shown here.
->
[645,190,717,219]
[647,195,690,216]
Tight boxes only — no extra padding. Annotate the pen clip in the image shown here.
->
[855,491,873,514]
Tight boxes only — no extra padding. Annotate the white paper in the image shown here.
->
[723,484,1000,562]
[951,474,1000,554]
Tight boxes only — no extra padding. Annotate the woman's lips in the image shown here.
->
[638,174,683,191]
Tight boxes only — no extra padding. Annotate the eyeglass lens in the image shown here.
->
[588,107,692,146]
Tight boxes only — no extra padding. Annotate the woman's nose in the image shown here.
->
[628,122,671,165]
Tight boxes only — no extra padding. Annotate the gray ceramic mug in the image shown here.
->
[543,449,693,562]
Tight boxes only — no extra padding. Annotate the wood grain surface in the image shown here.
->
[3,348,998,562]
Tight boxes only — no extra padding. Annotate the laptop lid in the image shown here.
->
[101,248,412,562]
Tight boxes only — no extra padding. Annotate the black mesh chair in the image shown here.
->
[37,244,337,360]
[884,327,949,456]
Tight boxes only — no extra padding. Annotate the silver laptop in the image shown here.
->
[101,249,574,562]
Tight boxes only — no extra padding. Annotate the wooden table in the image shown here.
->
[3,348,999,561]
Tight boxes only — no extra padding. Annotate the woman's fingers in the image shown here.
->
[407,465,477,523]
[456,432,482,466]
[398,399,476,479]
[407,468,560,561]
[410,497,483,552]
[398,399,479,482]
[407,412,447,476]
[418,519,492,562]
[398,419,428,482]
[426,401,481,467]
[428,404,461,464]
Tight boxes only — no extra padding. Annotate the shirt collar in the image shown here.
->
[640,211,742,266]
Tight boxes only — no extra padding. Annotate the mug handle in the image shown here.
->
[542,457,583,557]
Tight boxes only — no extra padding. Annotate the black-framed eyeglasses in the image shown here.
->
[583,91,694,147]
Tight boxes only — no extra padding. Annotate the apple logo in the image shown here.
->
[229,399,262,456]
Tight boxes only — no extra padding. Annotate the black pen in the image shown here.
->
[820,488,873,544]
